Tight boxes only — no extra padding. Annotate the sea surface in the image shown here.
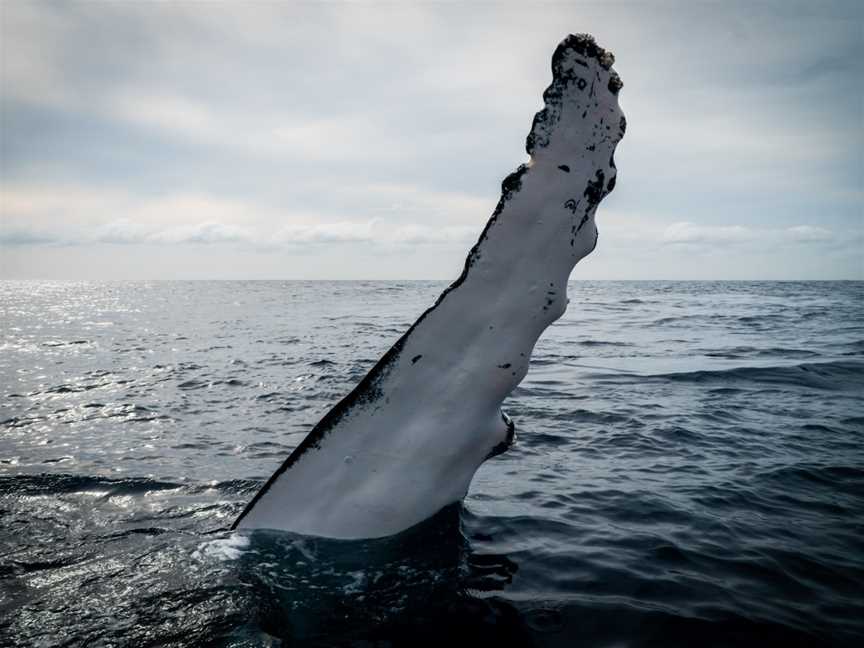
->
[1,280,862,647]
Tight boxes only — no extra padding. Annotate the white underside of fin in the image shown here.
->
[234,34,626,539]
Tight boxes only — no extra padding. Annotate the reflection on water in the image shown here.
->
[216,505,546,646]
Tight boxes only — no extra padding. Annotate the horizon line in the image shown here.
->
[1,277,861,283]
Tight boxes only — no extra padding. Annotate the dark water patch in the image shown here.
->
[309,358,336,367]
[737,314,786,326]
[686,483,828,519]
[270,403,312,415]
[799,422,841,434]
[704,387,742,397]
[178,379,206,390]
[756,463,864,498]
[840,340,864,355]
[42,339,91,347]
[581,492,694,528]
[695,408,744,424]
[517,431,573,448]
[176,361,204,371]
[1,415,44,429]
[37,382,109,395]
[172,442,208,450]
[548,408,631,425]
[247,441,289,451]
[210,479,261,495]
[591,429,669,454]
[651,315,693,325]
[0,474,186,497]
[595,361,864,392]
[651,425,709,445]
[702,346,822,360]
[101,526,171,540]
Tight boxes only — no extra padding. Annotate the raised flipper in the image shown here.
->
[233,34,626,539]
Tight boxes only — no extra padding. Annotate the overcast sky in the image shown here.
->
[1,1,861,279]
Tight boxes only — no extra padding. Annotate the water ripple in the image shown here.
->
[0,279,862,646]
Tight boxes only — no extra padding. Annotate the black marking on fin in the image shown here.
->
[485,412,516,460]
[575,214,590,235]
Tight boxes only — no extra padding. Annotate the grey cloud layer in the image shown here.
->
[0,220,478,248]
[1,1,862,278]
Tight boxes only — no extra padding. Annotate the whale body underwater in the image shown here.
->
[233,34,626,540]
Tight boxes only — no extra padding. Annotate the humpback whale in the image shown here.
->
[233,34,626,539]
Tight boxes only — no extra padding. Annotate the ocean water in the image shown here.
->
[1,280,862,647]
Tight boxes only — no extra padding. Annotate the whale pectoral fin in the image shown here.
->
[485,410,517,460]
[233,33,624,539]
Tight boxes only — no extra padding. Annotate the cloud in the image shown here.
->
[273,221,377,244]
[662,222,755,244]
[1,182,842,258]
[93,220,256,245]
[1,219,478,249]
[786,225,833,242]
[0,228,57,246]
[386,224,477,245]
[0,182,491,249]
[0,187,480,250]
[658,221,840,247]
[106,90,391,162]
[1,2,861,279]
[272,220,477,246]
[107,92,225,146]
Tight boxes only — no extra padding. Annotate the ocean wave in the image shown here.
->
[591,360,864,391]
[700,346,822,360]
[3,280,863,646]
[0,473,260,497]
